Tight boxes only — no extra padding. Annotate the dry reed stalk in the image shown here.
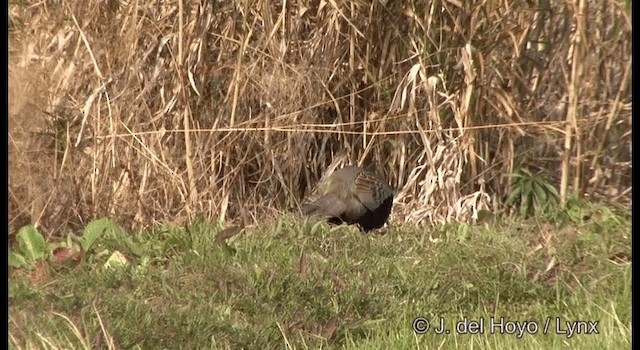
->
[7,0,631,237]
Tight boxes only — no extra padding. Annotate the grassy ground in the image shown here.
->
[9,203,630,349]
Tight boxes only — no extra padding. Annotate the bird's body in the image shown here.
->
[301,166,394,231]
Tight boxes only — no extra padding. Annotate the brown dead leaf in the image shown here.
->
[298,250,308,276]
[28,261,50,284]
[51,246,84,267]
[321,316,339,341]
[608,252,631,265]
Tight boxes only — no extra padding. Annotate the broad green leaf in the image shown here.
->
[520,181,532,216]
[533,184,549,212]
[82,217,120,251]
[9,252,28,269]
[532,182,548,206]
[520,168,533,177]
[540,179,560,199]
[123,238,145,257]
[504,173,525,180]
[16,225,48,262]
[505,185,522,205]
[457,224,470,242]
[521,179,533,200]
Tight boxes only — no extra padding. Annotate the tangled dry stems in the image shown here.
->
[8,0,631,237]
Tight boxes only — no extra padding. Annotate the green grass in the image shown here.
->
[9,205,631,349]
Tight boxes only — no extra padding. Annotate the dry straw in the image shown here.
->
[8,0,631,237]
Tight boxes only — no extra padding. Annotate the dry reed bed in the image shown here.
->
[8,0,631,237]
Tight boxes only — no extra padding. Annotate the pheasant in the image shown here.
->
[301,166,394,231]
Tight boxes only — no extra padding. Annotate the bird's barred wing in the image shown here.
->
[353,171,394,212]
